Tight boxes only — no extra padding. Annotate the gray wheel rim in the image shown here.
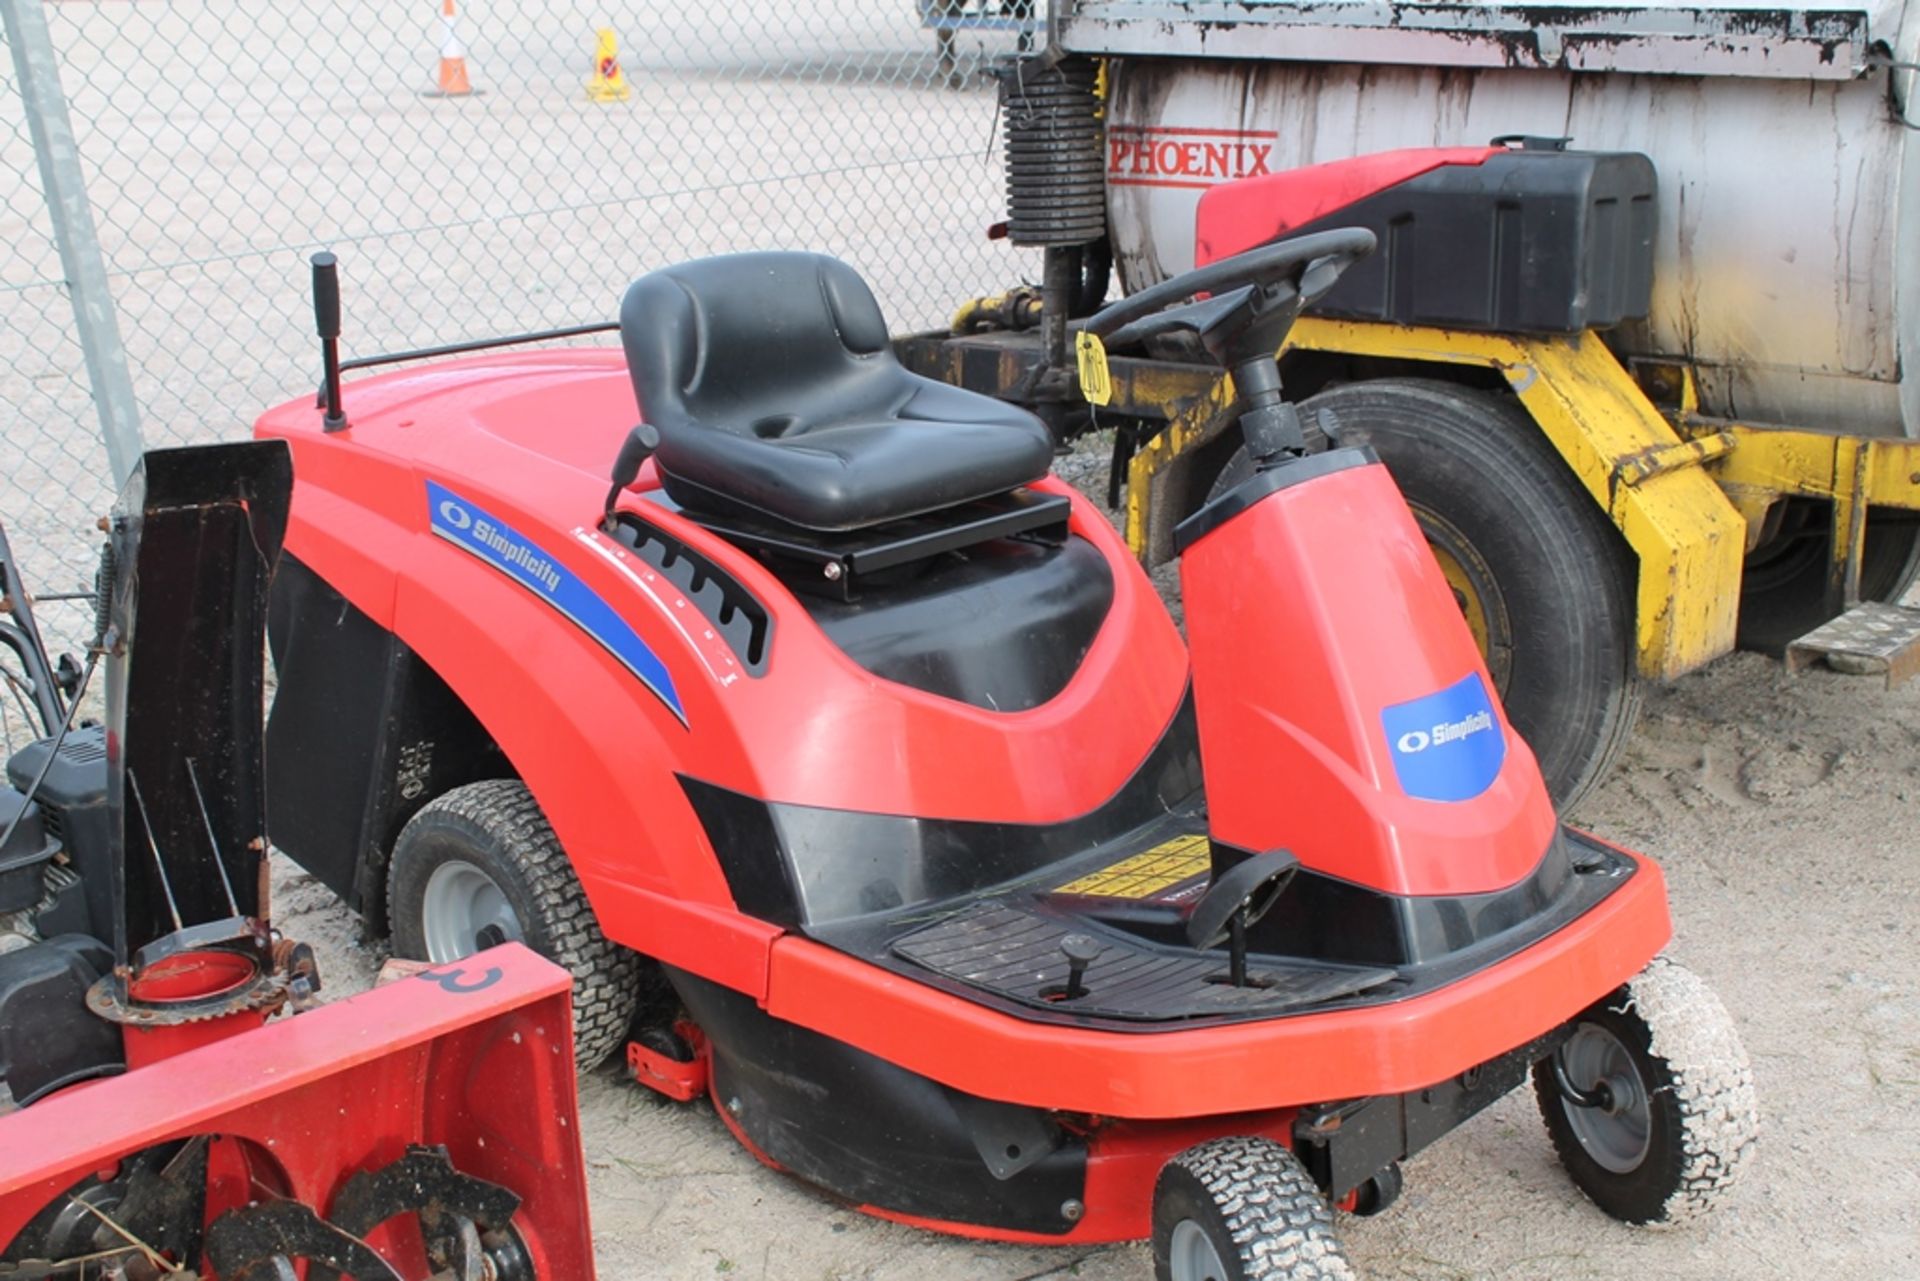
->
[421,859,524,962]
[1559,1021,1652,1174]
[1168,1218,1230,1281]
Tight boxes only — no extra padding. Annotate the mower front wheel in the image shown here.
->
[1152,1137,1356,1281]
[1532,956,1758,1225]
[387,780,644,1069]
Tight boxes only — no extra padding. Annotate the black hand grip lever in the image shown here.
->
[603,422,662,528]
[312,251,341,339]
[1059,933,1102,1001]
[312,252,347,432]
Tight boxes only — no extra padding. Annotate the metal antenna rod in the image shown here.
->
[184,756,241,917]
[127,770,186,933]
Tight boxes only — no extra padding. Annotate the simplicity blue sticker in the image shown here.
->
[426,481,684,723]
[1379,671,1505,802]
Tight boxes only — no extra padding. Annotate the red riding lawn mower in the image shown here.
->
[254,230,1759,1278]
[0,448,595,1279]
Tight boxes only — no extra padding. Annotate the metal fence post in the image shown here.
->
[2,0,145,487]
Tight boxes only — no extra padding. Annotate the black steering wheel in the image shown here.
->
[1083,227,1377,363]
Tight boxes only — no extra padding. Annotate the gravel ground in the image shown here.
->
[272,435,1920,1281]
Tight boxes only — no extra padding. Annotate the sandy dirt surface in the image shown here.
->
[271,443,1920,1281]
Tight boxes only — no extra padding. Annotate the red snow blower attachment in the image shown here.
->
[0,443,594,1280]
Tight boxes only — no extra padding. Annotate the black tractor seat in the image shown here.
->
[619,253,1053,533]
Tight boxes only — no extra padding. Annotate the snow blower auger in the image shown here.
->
[257,239,1758,1278]
[0,443,595,1280]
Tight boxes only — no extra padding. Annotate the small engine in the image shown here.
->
[0,725,110,950]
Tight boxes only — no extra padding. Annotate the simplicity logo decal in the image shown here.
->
[433,495,562,593]
[427,481,683,722]
[1379,672,1505,803]
[1394,708,1495,756]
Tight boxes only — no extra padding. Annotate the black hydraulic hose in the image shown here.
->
[0,525,65,734]
[2,658,40,733]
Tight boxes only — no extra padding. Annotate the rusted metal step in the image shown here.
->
[1785,601,1920,688]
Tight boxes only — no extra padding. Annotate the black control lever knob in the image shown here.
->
[1060,933,1102,1001]
[311,252,341,340]
[312,251,347,431]
[611,422,662,488]
[603,422,662,528]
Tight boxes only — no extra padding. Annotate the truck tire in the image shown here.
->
[1735,498,1920,653]
[1211,378,1640,810]
[387,779,643,1069]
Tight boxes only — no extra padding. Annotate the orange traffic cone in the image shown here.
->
[428,0,474,97]
[586,28,632,102]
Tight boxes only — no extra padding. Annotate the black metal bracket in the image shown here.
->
[1292,1026,1573,1201]
[1550,1049,1616,1110]
[675,488,1071,602]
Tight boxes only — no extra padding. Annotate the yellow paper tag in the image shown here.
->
[1055,833,1210,900]
[1075,330,1113,407]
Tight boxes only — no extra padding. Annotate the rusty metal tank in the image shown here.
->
[1063,0,1920,439]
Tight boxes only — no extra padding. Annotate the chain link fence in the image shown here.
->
[2,0,1041,695]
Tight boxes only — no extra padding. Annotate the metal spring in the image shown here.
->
[998,55,1105,248]
[91,537,116,648]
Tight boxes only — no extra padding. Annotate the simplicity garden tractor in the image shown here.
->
[250,228,1759,1278]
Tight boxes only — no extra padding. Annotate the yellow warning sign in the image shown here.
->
[1055,833,1210,900]
[1075,330,1112,406]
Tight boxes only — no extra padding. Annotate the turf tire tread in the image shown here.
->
[1534,955,1758,1225]
[389,779,643,1069]
[1154,1136,1355,1280]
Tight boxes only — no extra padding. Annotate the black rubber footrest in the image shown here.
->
[892,904,1394,1022]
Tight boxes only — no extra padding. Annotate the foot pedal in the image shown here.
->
[1785,601,1920,687]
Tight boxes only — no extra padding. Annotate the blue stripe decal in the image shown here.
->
[1380,671,1505,802]
[426,481,684,722]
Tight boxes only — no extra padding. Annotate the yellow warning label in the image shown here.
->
[1055,833,1210,900]
[1075,330,1113,406]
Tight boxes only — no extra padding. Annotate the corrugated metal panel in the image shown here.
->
[1059,1,1875,79]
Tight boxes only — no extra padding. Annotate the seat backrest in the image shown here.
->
[619,252,901,438]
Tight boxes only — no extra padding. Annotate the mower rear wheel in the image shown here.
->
[1532,956,1758,1225]
[1214,378,1641,810]
[388,780,643,1068]
[1152,1137,1355,1281]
